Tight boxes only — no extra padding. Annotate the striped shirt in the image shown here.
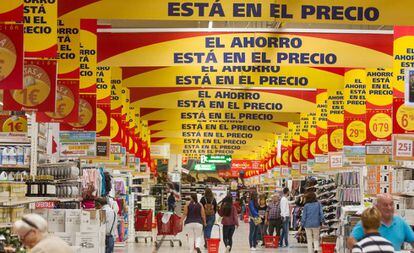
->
[352,233,395,253]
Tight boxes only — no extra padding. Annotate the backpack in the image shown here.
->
[204,198,215,216]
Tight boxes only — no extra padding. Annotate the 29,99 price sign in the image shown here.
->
[393,135,414,161]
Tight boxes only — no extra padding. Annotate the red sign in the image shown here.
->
[366,109,392,142]
[4,59,57,112]
[60,94,96,131]
[111,113,122,143]
[37,80,80,123]
[393,98,414,134]
[35,201,55,209]
[96,103,110,137]
[0,2,23,22]
[0,24,23,89]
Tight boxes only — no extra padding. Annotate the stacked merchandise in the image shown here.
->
[316,179,339,237]
[392,167,414,226]
[32,208,106,253]
[131,176,151,210]
[335,171,361,206]
[336,206,364,253]
[150,184,166,212]
[366,166,393,195]
[114,176,130,245]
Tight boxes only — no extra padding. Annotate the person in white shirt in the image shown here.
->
[13,213,73,253]
[96,197,117,253]
[280,188,290,248]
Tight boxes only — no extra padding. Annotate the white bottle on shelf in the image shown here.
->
[9,147,17,165]
[2,147,9,165]
[16,146,24,165]
[23,147,31,165]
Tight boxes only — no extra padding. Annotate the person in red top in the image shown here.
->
[219,195,239,253]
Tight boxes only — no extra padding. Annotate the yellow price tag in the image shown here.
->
[346,120,366,144]
[330,128,343,150]
[369,113,392,138]
[396,105,414,131]
[2,117,27,132]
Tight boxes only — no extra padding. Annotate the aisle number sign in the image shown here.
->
[60,0,414,26]
[201,155,232,164]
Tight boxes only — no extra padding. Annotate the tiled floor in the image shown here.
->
[117,222,308,253]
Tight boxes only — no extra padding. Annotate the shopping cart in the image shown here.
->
[134,209,154,243]
[154,212,183,248]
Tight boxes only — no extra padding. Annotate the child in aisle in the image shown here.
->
[352,207,394,253]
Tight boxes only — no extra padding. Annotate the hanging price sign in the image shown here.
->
[393,134,414,161]
[345,120,366,144]
[2,116,27,132]
[368,112,392,139]
[394,98,414,133]
[329,128,343,151]
[329,152,343,168]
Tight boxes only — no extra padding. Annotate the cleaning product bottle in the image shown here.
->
[9,146,16,165]
[16,146,24,165]
[2,147,9,165]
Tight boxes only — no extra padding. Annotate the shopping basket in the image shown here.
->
[263,235,279,248]
[321,235,336,253]
[134,209,153,243]
[207,224,221,253]
[155,212,182,248]
[321,243,336,253]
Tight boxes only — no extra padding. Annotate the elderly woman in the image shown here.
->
[13,213,72,253]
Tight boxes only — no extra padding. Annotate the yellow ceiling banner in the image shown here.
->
[327,88,344,151]
[79,19,97,93]
[97,66,111,103]
[141,109,300,123]
[343,69,366,145]
[23,0,57,58]
[110,67,122,113]
[98,32,392,68]
[366,68,393,109]
[122,66,344,89]
[60,0,414,26]
[57,17,79,79]
[148,120,288,133]
[316,89,328,154]
[393,26,414,98]
[130,88,316,113]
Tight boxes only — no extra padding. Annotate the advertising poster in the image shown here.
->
[23,0,57,58]
[59,131,96,157]
[0,1,23,22]
[0,23,24,89]
[79,19,97,93]
[315,89,328,154]
[4,59,57,112]
[98,32,392,68]
[37,79,79,123]
[58,0,414,26]
[60,94,96,131]
[96,103,111,137]
[57,17,80,79]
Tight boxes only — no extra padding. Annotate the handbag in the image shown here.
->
[251,216,262,225]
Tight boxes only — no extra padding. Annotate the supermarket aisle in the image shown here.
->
[119,222,307,253]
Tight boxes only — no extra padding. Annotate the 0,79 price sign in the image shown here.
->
[393,135,414,161]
